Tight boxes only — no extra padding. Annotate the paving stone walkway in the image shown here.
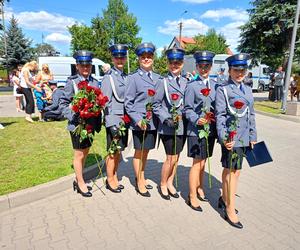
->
[1,113,300,249]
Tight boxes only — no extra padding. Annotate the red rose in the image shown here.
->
[98,95,109,107]
[122,114,131,124]
[170,93,180,101]
[229,130,237,141]
[86,124,93,134]
[72,105,79,113]
[201,88,211,97]
[233,100,244,110]
[148,89,156,97]
[146,110,152,120]
[77,80,88,90]
[204,111,215,123]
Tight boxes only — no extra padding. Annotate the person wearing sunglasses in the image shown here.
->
[184,51,218,211]
[152,48,188,200]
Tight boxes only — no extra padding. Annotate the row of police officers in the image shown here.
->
[59,43,257,229]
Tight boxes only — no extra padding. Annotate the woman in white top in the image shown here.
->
[19,61,40,122]
[12,69,24,112]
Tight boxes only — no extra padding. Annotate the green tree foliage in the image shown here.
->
[68,0,141,72]
[32,43,56,58]
[154,48,168,75]
[185,29,228,55]
[238,0,298,69]
[0,15,32,69]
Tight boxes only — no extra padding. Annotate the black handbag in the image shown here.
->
[16,87,23,94]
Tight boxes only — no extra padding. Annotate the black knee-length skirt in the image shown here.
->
[106,127,128,151]
[160,134,186,155]
[187,136,215,159]
[221,146,246,170]
[132,130,157,150]
[70,131,93,150]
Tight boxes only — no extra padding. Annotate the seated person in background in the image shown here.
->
[244,72,253,88]
[44,81,65,121]
[33,83,47,121]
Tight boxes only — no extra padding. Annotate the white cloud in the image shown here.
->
[218,21,245,52]
[158,18,209,37]
[172,0,213,3]
[45,33,71,44]
[4,8,77,33]
[201,8,248,22]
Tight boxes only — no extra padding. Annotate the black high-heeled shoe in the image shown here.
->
[224,209,243,229]
[118,184,124,190]
[158,186,170,200]
[73,181,92,192]
[218,197,238,214]
[105,180,121,193]
[186,197,203,212]
[197,194,209,202]
[168,189,179,199]
[135,178,153,190]
[74,182,92,197]
[135,178,151,197]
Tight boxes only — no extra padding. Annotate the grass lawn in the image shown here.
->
[254,100,282,115]
[0,117,106,195]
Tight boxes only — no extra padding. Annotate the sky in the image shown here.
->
[4,0,251,57]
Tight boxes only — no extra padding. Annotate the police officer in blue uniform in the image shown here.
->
[215,53,257,229]
[124,42,160,197]
[152,48,187,200]
[101,44,129,193]
[44,81,64,121]
[60,50,102,197]
[184,51,218,211]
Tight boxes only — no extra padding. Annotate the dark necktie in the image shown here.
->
[148,72,152,81]
[240,84,245,94]
[176,76,180,85]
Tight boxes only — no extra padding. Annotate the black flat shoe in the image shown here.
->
[118,184,124,190]
[168,189,179,198]
[73,181,92,191]
[218,197,238,214]
[135,188,151,197]
[186,197,202,212]
[105,180,121,193]
[224,210,243,229]
[158,186,170,200]
[197,194,209,202]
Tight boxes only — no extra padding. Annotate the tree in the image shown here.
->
[68,0,141,72]
[32,43,56,58]
[154,48,168,75]
[238,0,298,69]
[0,15,32,69]
[185,29,228,55]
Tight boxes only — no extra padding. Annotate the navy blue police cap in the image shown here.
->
[165,48,185,61]
[109,44,128,58]
[73,50,93,65]
[193,51,215,64]
[135,42,156,56]
[48,80,58,86]
[226,53,250,69]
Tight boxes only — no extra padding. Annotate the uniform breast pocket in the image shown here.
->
[112,109,124,115]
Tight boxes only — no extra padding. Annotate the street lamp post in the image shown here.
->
[282,0,300,112]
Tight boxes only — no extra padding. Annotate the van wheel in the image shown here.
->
[258,84,264,92]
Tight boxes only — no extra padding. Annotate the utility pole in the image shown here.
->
[282,0,300,112]
[127,49,130,74]
[178,10,187,48]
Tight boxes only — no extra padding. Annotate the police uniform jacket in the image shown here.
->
[101,67,127,128]
[124,68,160,130]
[152,72,187,135]
[59,74,102,132]
[184,77,218,137]
[44,88,64,114]
[215,79,257,147]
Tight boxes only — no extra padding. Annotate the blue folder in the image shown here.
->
[245,141,273,167]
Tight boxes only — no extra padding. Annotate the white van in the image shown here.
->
[183,54,270,91]
[38,56,106,84]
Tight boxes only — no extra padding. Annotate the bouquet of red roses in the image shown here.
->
[71,80,108,141]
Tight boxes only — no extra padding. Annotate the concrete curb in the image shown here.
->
[0,163,103,213]
[255,110,300,123]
